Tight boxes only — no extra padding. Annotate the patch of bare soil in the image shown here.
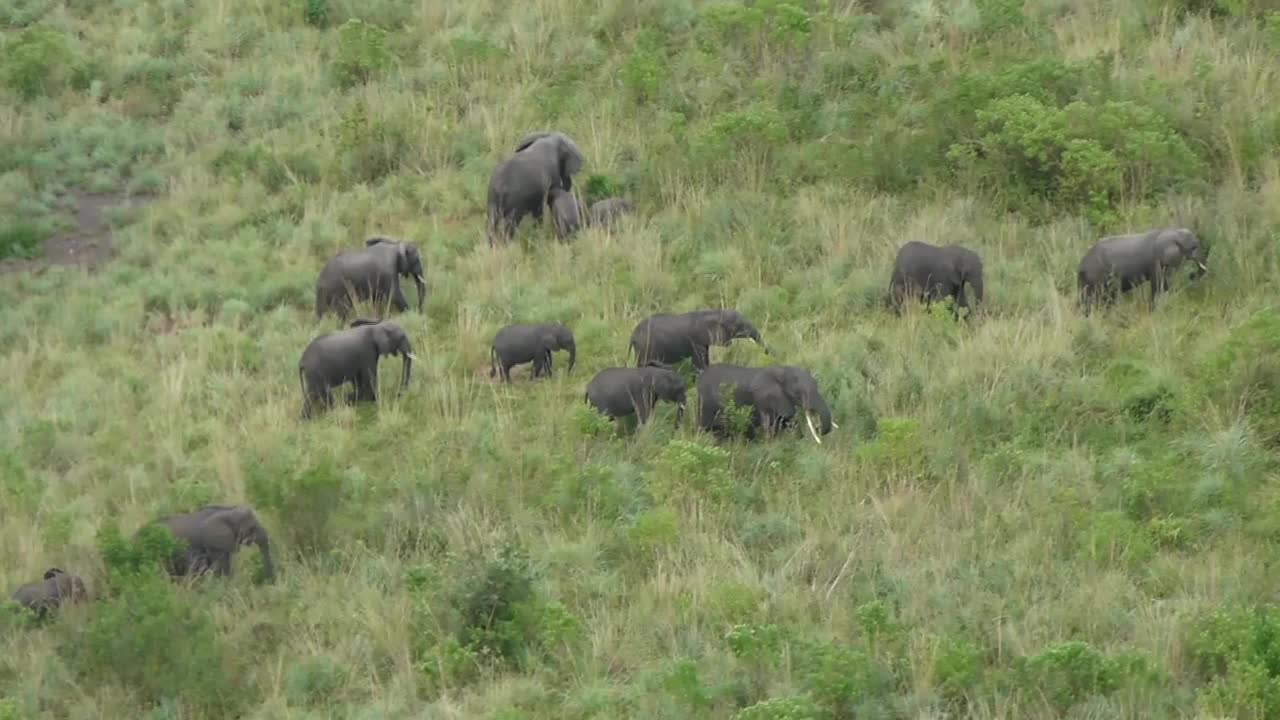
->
[0,191,155,276]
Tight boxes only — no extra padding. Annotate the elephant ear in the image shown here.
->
[371,324,396,355]
[556,134,584,177]
[42,568,65,580]
[514,131,554,153]
[350,318,380,328]
[365,236,393,247]
[749,369,795,416]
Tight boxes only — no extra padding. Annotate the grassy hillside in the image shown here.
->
[4,0,1280,717]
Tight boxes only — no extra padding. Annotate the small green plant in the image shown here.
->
[1187,604,1280,719]
[302,0,329,27]
[735,696,822,720]
[335,96,411,184]
[649,438,734,504]
[333,18,393,87]
[246,453,348,557]
[0,222,43,259]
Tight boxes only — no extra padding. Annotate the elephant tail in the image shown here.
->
[488,346,496,378]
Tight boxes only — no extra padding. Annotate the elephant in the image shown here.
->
[489,323,576,382]
[486,131,585,246]
[695,364,835,443]
[588,198,633,231]
[314,237,427,321]
[10,568,88,617]
[151,504,275,582]
[549,187,581,240]
[628,309,768,372]
[584,362,687,426]
[1077,227,1208,313]
[298,319,415,418]
[888,240,985,318]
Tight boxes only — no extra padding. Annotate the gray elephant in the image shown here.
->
[489,323,576,382]
[629,309,768,372]
[298,319,415,418]
[549,187,581,240]
[888,240,984,317]
[10,568,88,617]
[314,237,427,321]
[588,198,633,231]
[1077,227,1208,313]
[151,504,275,581]
[584,362,687,426]
[486,131,585,246]
[695,364,835,443]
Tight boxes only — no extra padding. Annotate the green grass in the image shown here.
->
[3,0,1280,717]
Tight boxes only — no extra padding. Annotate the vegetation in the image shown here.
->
[2,0,1280,717]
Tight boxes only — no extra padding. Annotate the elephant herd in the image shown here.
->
[8,129,1211,619]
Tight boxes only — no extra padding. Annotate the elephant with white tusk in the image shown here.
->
[628,309,768,373]
[486,131,585,246]
[298,319,416,418]
[150,504,274,582]
[694,364,834,444]
[1077,227,1208,314]
[584,362,688,427]
[314,237,427,321]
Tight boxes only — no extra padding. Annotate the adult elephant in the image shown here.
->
[695,364,835,443]
[10,568,88,617]
[629,309,768,372]
[1077,227,1208,313]
[298,319,415,418]
[314,237,426,321]
[888,240,984,318]
[489,323,576,382]
[486,131,585,246]
[584,362,687,426]
[150,504,275,582]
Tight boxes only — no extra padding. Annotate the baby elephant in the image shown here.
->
[548,187,581,240]
[585,362,687,426]
[10,568,88,617]
[588,197,633,231]
[489,323,576,382]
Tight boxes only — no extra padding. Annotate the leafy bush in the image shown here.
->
[335,96,411,184]
[649,438,734,504]
[1187,605,1280,718]
[246,452,348,558]
[1,24,76,99]
[1015,641,1160,713]
[735,696,822,720]
[302,0,329,28]
[333,18,393,88]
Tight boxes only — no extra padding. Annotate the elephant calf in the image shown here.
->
[1077,227,1208,313]
[587,197,633,232]
[10,568,88,617]
[549,187,581,240]
[695,363,835,443]
[314,237,427,321]
[629,309,768,372]
[888,240,984,318]
[151,504,275,582]
[489,323,576,382]
[584,362,687,426]
[299,319,416,418]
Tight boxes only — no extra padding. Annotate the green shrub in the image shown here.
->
[335,96,410,184]
[1,24,76,99]
[735,696,822,720]
[1016,641,1159,713]
[333,18,393,88]
[0,221,45,260]
[649,438,734,504]
[285,655,346,707]
[302,0,329,27]
[246,452,348,558]
[1187,605,1280,719]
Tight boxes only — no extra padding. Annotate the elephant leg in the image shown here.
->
[691,345,709,372]
[356,367,378,402]
[500,362,512,383]
[635,397,653,425]
[214,551,233,577]
[392,283,409,313]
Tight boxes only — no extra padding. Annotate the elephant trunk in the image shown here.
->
[255,528,275,581]
[414,274,427,312]
[969,273,984,306]
[566,341,576,373]
[400,340,414,391]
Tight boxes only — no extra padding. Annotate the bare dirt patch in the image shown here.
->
[0,191,155,276]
